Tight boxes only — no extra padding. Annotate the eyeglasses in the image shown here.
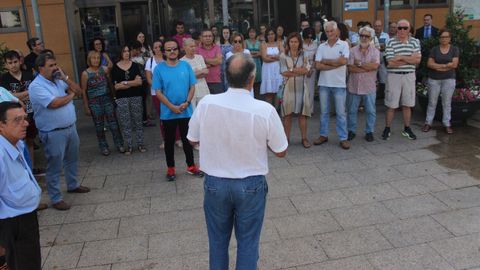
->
[397,26,409,31]
[440,35,450,38]
[94,42,102,45]
[164,47,178,52]
[359,34,371,39]
[5,115,28,125]
[233,40,242,44]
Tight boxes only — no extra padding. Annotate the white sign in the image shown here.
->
[345,1,368,11]
[455,0,480,20]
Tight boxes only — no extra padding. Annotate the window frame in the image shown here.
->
[0,7,26,33]
[416,0,449,8]
[377,0,412,9]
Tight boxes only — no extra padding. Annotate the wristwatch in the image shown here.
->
[122,81,128,85]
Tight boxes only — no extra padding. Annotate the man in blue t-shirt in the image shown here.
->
[153,39,204,181]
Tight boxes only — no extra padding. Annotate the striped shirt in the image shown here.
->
[385,37,420,73]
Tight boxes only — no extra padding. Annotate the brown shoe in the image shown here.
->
[422,124,432,132]
[52,200,70,211]
[36,203,48,211]
[67,185,90,193]
[340,140,351,150]
[445,126,453,134]
[302,139,311,148]
[313,136,328,145]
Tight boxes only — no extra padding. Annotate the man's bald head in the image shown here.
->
[226,53,256,89]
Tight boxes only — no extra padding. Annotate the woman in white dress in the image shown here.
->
[260,28,284,105]
[302,27,319,114]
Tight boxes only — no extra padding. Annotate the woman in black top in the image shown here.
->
[423,28,459,134]
[111,45,146,154]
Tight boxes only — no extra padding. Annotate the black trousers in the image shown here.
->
[163,118,194,168]
[0,211,41,270]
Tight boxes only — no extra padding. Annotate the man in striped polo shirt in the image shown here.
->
[382,19,421,140]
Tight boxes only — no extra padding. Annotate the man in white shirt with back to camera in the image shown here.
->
[187,53,288,270]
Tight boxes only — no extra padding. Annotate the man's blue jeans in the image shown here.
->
[319,86,348,141]
[38,125,80,203]
[204,174,268,270]
[347,91,377,134]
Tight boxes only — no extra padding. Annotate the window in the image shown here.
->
[0,8,26,33]
[379,0,411,7]
[418,0,448,5]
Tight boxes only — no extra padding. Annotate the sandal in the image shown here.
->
[302,138,311,148]
[138,145,147,153]
[422,124,431,132]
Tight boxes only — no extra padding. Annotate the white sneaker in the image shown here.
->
[175,140,183,148]
[159,142,165,149]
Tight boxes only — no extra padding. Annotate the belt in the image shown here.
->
[52,124,74,132]
[389,71,414,74]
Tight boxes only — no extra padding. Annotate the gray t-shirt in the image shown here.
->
[428,46,459,80]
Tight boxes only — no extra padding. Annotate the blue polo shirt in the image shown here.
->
[152,61,197,120]
[0,136,41,219]
[29,74,76,132]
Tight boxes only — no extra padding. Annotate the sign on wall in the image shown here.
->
[455,0,480,20]
[345,0,369,11]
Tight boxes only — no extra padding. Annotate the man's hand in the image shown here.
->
[178,102,189,111]
[169,105,182,114]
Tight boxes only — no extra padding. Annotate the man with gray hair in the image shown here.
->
[382,19,421,141]
[314,20,351,150]
[347,26,380,142]
[187,53,288,269]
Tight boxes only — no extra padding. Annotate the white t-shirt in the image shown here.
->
[145,56,163,95]
[315,39,350,88]
[180,55,210,98]
[187,88,288,179]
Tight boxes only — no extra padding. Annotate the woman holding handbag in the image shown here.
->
[279,32,311,148]
[81,50,124,155]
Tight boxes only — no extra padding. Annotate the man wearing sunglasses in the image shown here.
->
[153,39,203,181]
[383,19,421,141]
[0,101,42,270]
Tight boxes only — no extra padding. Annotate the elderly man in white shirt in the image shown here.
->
[187,53,288,270]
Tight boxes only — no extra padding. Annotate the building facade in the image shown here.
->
[1,0,478,81]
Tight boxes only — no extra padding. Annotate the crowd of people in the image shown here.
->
[0,13,461,270]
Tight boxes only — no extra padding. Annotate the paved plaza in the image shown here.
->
[36,100,480,270]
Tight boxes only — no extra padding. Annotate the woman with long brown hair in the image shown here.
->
[279,32,311,148]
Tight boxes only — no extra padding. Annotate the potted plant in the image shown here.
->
[416,9,480,125]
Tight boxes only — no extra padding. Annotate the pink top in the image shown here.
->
[196,44,222,83]
[173,33,191,48]
[347,45,380,95]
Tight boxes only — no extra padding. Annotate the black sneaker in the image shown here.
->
[365,132,374,142]
[402,127,417,140]
[381,128,391,140]
[347,131,356,141]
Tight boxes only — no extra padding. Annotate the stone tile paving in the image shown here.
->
[35,101,480,269]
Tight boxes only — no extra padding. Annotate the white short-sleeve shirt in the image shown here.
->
[315,39,350,88]
[187,88,288,179]
[145,57,163,95]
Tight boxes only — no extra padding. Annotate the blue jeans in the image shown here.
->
[319,86,348,141]
[38,125,80,203]
[347,91,377,134]
[204,174,268,270]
